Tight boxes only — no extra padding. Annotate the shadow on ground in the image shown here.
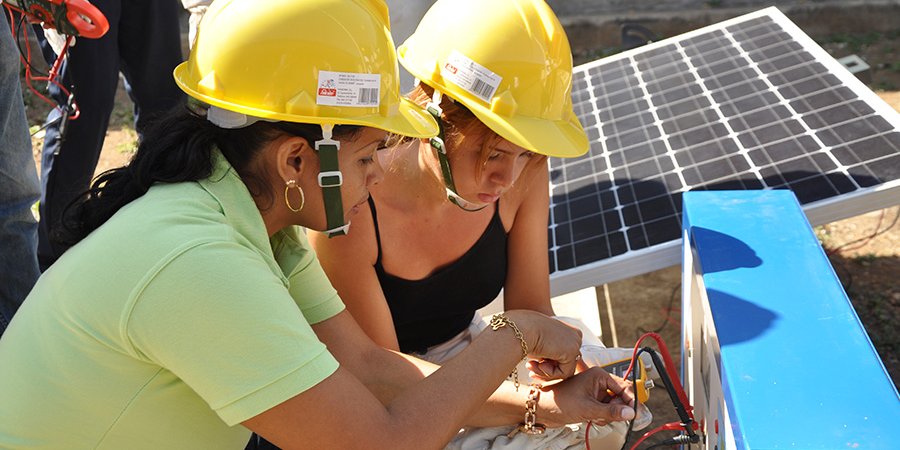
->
[827,251,900,387]
[605,247,898,445]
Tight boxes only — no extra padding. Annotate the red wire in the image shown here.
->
[585,422,592,450]
[623,332,692,417]
[585,332,696,450]
[5,5,80,119]
[628,422,688,450]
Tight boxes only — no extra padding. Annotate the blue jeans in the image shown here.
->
[0,17,41,336]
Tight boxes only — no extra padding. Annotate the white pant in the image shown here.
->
[412,314,652,450]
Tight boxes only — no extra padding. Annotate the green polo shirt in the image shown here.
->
[0,151,344,449]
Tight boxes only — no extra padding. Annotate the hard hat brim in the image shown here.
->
[467,103,590,158]
[173,63,439,138]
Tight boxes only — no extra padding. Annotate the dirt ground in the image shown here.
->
[26,88,898,449]
[16,7,899,446]
[573,15,900,440]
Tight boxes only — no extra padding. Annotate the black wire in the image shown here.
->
[824,207,900,292]
[642,438,682,450]
[618,346,701,450]
[644,347,695,435]
[13,13,51,78]
[618,348,651,450]
[827,208,900,254]
[30,114,62,136]
[638,283,680,337]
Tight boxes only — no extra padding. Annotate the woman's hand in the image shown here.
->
[536,367,637,427]
[503,310,583,380]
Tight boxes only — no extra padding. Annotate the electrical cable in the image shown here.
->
[623,335,691,412]
[826,208,899,255]
[640,348,697,445]
[821,208,900,291]
[5,5,80,119]
[825,209,900,291]
[637,283,680,337]
[12,13,48,76]
[626,337,698,450]
[585,350,641,450]
[29,113,62,136]
[643,440,677,449]
[586,333,698,450]
[640,433,694,449]
[616,348,643,450]
[818,207,899,293]
[628,422,691,450]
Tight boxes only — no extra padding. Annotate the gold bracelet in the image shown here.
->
[489,313,529,391]
[518,383,546,435]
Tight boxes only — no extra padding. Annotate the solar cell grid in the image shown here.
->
[547,7,900,296]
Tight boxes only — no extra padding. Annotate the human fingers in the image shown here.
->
[595,403,635,422]
[527,359,570,381]
[510,311,581,376]
[601,372,636,407]
[575,353,590,373]
[531,322,581,371]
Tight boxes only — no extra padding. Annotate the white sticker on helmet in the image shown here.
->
[441,50,502,104]
[316,71,381,107]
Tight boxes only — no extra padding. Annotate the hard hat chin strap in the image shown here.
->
[426,90,487,212]
[315,124,350,237]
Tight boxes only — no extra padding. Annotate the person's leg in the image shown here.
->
[36,0,122,270]
[118,0,184,138]
[0,15,41,335]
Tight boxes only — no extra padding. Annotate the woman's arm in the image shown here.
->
[311,310,523,426]
[309,204,401,351]
[243,311,527,449]
[310,310,634,429]
[244,310,634,449]
[503,165,555,315]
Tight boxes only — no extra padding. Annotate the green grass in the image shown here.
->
[114,128,139,154]
[819,31,883,53]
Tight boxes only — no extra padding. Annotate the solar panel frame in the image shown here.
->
[548,6,900,297]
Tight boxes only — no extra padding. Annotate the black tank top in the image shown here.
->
[369,198,508,354]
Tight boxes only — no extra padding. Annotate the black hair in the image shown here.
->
[55,104,359,248]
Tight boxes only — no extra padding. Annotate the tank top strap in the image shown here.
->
[368,197,384,266]
[492,198,502,229]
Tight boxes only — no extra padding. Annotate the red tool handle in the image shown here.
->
[63,0,108,38]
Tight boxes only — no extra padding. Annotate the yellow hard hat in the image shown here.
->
[398,0,588,157]
[173,0,437,138]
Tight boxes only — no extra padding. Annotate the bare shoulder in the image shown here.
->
[501,163,550,229]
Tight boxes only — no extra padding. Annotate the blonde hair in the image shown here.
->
[404,83,547,185]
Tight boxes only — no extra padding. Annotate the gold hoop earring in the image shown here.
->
[284,179,305,212]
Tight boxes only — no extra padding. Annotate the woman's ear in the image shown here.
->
[274,136,313,182]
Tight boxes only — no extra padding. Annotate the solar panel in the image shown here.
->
[548,7,900,297]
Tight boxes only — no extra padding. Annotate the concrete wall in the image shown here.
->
[385,0,900,83]
[386,0,434,93]
[545,0,898,18]
[555,1,900,65]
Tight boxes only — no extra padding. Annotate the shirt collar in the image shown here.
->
[198,149,282,273]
